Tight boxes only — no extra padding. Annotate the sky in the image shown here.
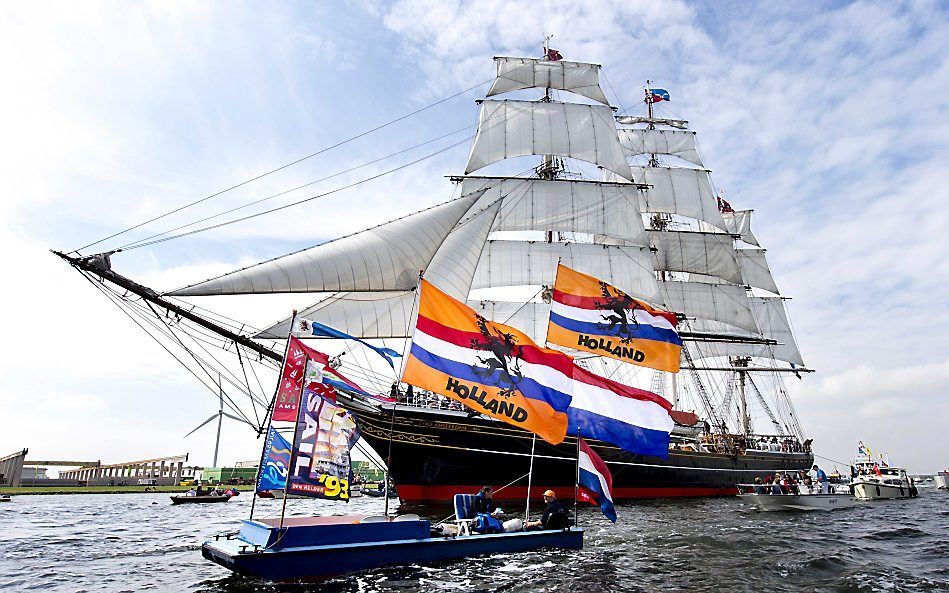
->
[1,1,947,474]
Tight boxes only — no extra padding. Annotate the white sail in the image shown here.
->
[486,57,609,104]
[648,230,741,284]
[689,297,804,366]
[465,100,632,181]
[256,291,416,339]
[660,281,759,333]
[699,209,759,246]
[736,248,779,294]
[424,201,501,300]
[471,240,661,303]
[629,166,727,231]
[617,129,704,167]
[168,194,484,297]
[462,176,647,245]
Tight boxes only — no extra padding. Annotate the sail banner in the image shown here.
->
[256,427,292,493]
[287,391,360,501]
[402,280,575,444]
[274,337,372,421]
[547,264,683,372]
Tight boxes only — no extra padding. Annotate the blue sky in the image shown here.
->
[1,1,947,472]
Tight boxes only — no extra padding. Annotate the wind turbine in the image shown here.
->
[184,375,248,468]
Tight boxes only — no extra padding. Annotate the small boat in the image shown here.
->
[935,471,948,490]
[850,454,918,500]
[362,485,397,499]
[170,494,233,505]
[202,514,582,581]
[737,484,855,511]
[0,495,11,502]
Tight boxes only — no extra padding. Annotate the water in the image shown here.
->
[1,489,947,592]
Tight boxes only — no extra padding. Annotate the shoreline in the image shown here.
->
[0,485,255,496]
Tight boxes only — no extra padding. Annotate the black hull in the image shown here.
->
[344,398,813,503]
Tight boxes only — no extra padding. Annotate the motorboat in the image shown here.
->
[0,495,11,502]
[935,471,948,490]
[850,455,918,500]
[737,484,855,511]
[171,494,233,505]
[202,514,582,581]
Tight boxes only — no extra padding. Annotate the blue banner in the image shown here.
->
[297,318,402,368]
[256,427,292,492]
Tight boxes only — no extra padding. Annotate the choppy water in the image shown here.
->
[1,488,947,592]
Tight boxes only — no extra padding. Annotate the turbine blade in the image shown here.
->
[183,414,218,438]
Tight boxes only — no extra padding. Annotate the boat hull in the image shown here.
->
[935,473,948,489]
[202,516,582,581]
[170,495,231,504]
[853,480,916,500]
[737,493,856,511]
[346,399,814,503]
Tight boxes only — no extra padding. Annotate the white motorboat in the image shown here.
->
[934,471,948,490]
[737,484,855,511]
[0,495,11,502]
[850,454,918,500]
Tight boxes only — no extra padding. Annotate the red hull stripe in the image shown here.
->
[394,484,736,502]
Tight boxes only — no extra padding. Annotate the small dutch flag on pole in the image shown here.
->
[577,438,617,523]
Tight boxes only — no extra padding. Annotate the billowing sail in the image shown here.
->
[648,230,741,284]
[471,240,661,303]
[736,249,779,294]
[256,291,416,340]
[466,100,632,181]
[660,281,758,333]
[629,166,727,231]
[689,297,804,366]
[617,129,703,167]
[486,57,609,104]
[169,194,484,297]
[462,176,647,245]
[469,300,550,343]
[424,201,501,300]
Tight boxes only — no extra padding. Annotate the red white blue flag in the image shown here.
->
[577,437,616,523]
[647,88,670,103]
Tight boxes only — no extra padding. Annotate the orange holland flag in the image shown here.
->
[402,280,573,445]
[546,264,683,373]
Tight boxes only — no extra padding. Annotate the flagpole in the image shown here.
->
[278,353,309,532]
[249,309,297,522]
[574,430,581,529]
[524,433,536,522]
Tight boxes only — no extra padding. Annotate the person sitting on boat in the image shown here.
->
[472,485,496,515]
[525,490,570,530]
[770,475,783,495]
[753,477,766,494]
[186,488,197,497]
[470,486,505,534]
[812,465,829,493]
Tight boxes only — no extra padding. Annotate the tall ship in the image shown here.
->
[57,49,814,502]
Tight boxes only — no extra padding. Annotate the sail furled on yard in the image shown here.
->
[647,230,742,284]
[471,240,661,304]
[660,281,759,334]
[689,297,804,366]
[168,193,484,297]
[465,100,632,181]
[617,129,704,167]
[628,166,727,232]
[462,177,648,246]
[486,57,610,104]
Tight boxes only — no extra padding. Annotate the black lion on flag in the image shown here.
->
[468,314,524,397]
[593,281,643,344]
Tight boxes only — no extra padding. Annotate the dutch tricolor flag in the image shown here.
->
[577,438,617,523]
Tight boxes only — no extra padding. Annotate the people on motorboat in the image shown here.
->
[812,464,829,493]
[525,490,570,530]
[186,488,197,497]
[753,477,766,494]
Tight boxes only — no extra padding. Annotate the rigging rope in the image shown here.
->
[71,75,502,254]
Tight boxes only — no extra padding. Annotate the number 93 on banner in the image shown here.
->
[317,474,350,500]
